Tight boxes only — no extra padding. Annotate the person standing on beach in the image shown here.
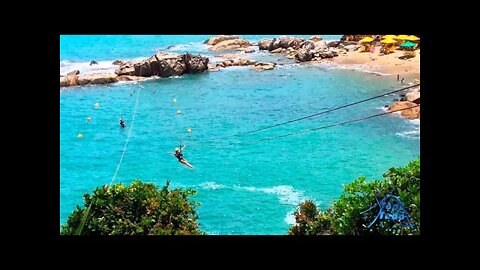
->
[397,74,400,81]
[401,78,405,84]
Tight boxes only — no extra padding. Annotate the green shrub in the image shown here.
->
[289,158,420,235]
[61,180,203,235]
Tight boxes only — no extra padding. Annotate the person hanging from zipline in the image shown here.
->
[169,144,194,168]
[119,117,126,128]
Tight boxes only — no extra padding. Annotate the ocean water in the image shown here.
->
[60,35,420,235]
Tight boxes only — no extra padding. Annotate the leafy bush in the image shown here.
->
[61,180,203,235]
[289,158,420,235]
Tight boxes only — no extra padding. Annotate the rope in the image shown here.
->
[109,84,142,186]
[197,84,420,142]
[236,104,420,145]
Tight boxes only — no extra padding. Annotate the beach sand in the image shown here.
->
[328,46,420,82]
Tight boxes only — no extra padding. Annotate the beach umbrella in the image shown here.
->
[400,41,417,47]
[395,35,410,40]
[382,35,397,39]
[381,38,397,44]
[359,36,374,43]
[406,35,420,41]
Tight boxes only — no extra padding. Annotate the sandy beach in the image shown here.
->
[328,46,420,82]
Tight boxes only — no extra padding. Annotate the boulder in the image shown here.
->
[90,61,98,66]
[77,73,118,85]
[158,58,187,77]
[60,76,69,86]
[344,44,361,52]
[112,60,124,66]
[183,53,209,73]
[271,48,284,53]
[258,39,272,50]
[318,50,338,59]
[253,62,275,71]
[117,75,143,81]
[204,35,239,45]
[388,101,420,119]
[296,48,314,62]
[310,36,323,42]
[300,41,315,50]
[405,91,420,102]
[327,41,341,48]
[210,38,250,51]
[67,70,80,76]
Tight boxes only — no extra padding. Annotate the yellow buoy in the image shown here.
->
[77,133,83,139]
[173,98,177,103]
[176,110,182,115]
[187,128,192,134]
[86,117,92,123]
[95,103,100,109]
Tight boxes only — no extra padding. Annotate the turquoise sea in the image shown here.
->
[60,35,420,234]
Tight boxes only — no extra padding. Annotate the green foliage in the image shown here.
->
[289,158,420,235]
[61,180,203,235]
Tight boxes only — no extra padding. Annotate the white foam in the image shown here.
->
[60,60,118,76]
[234,184,304,206]
[284,210,296,225]
[327,63,391,76]
[198,181,224,190]
[163,42,209,54]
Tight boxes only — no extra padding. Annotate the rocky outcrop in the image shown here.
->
[204,35,239,46]
[300,41,315,51]
[236,47,255,53]
[112,60,124,66]
[310,36,322,42]
[271,48,284,53]
[67,70,80,76]
[253,62,276,71]
[210,38,250,51]
[317,50,338,59]
[61,51,210,87]
[77,73,118,85]
[388,101,420,119]
[90,61,98,66]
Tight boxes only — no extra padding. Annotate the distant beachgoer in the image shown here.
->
[397,74,400,81]
[401,78,405,84]
[119,118,126,128]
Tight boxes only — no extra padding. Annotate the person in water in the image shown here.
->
[119,118,126,128]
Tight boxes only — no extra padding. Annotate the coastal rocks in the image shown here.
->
[210,38,250,51]
[77,73,118,85]
[327,41,341,48]
[218,54,241,59]
[258,39,272,50]
[90,61,98,66]
[388,101,420,119]
[318,50,338,59]
[112,60,124,66]
[271,48,284,53]
[236,47,255,53]
[310,36,322,42]
[183,53,209,73]
[253,62,275,71]
[270,37,304,51]
[204,35,239,46]
[215,58,256,68]
[296,48,314,62]
[67,70,80,76]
